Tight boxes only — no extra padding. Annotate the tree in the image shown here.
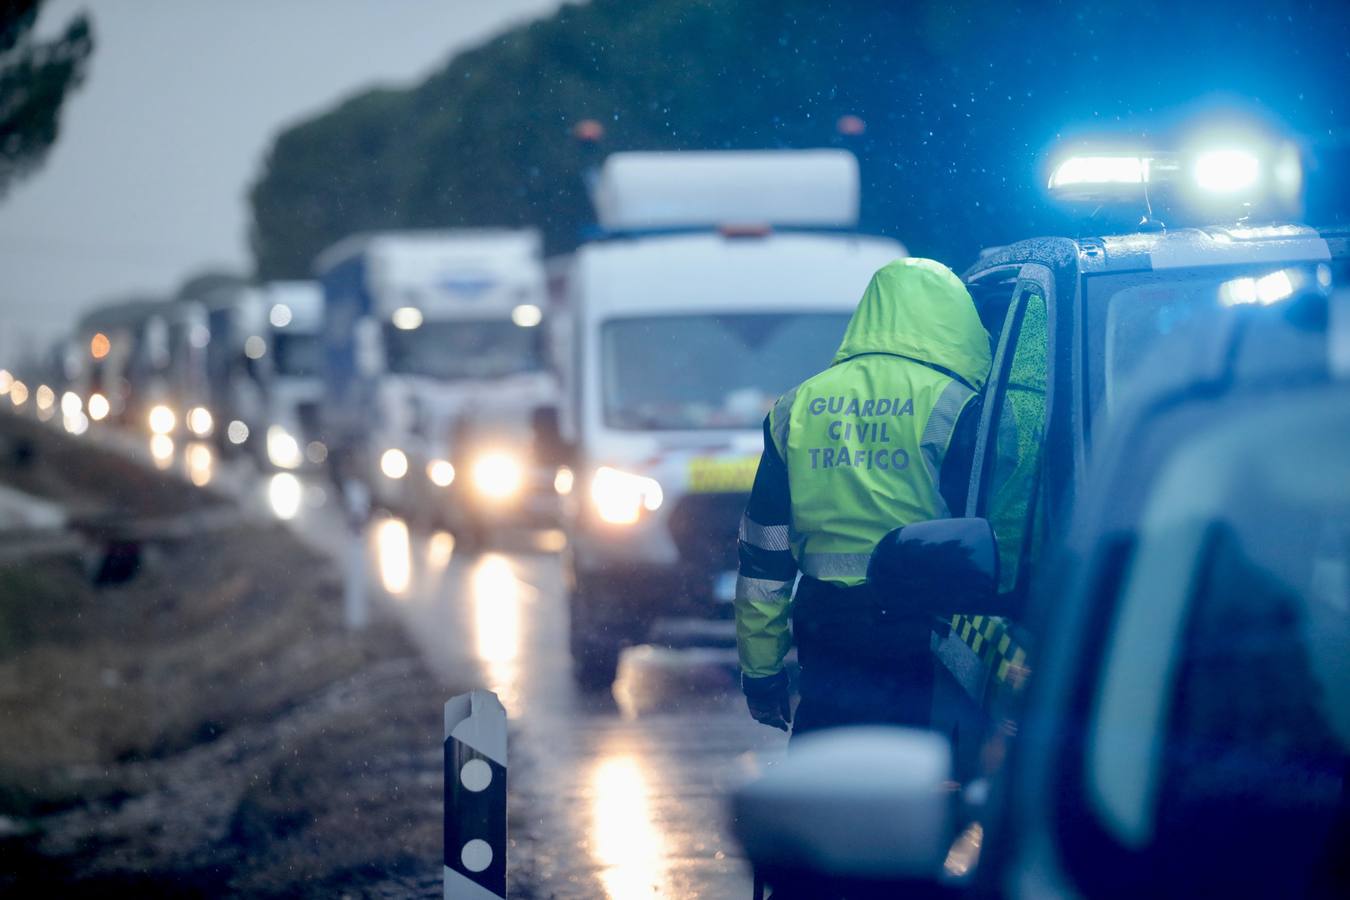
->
[174,268,248,304]
[0,0,94,198]
[249,0,1350,280]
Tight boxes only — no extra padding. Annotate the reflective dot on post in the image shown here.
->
[460,758,492,792]
[461,839,493,873]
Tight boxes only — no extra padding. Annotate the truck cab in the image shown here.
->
[558,149,906,687]
[315,230,557,532]
[253,281,325,470]
[198,284,268,457]
[70,296,184,431]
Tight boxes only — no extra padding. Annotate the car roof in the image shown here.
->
[966,223,1350,279]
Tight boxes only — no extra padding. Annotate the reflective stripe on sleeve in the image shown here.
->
[735,574,795,678]
[919,379,974,517]
[738,515,791,552]
[736,574,794,603]
[799,552,872,580]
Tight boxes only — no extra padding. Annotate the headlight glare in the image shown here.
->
[471,452,523,500]
[590,466,663,525]
[427,459,456,487]
[267,425,303,469]
[148,404,176,435]
[187,405,214,437]
[380,448,409,480]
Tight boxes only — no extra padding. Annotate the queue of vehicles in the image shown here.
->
[5,127,1344,895]
[16,148,891,639]
[15,226,563,533]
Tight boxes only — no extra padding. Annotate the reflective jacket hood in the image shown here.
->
[832,257,992,392]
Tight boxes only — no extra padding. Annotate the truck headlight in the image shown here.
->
[187,405,214,437]
[427,459,456,487]
[88,393,110,421]
[554,465,575,496]
[267,425,303,469]
[471,452,523,500]
[380,448,409,480]
[148,404,176,435]
[590,466,663,525]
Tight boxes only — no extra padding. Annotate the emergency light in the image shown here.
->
[1047,139,1303,222]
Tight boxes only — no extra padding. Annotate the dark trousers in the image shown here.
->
[790,580,935,737]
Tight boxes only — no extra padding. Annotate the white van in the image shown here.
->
[555,150,905,686]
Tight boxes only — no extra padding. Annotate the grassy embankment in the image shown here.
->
[0,414,445,897]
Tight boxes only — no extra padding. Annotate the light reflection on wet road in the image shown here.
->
[83,421,785,896]
[280,482,786,898]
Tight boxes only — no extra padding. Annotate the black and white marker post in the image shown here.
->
[445,690,508,899]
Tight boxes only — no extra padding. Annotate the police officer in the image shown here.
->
[735,258,991,734]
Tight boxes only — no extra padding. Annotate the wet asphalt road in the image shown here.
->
[99,431,790,896]
[271,475,788,899]
[78,431,789,897]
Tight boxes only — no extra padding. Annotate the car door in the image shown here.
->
[1051,384,1350,898]
[930,266,1053,778]
[947,266,1052,706]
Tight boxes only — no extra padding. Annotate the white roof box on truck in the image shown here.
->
[592,150,860,232]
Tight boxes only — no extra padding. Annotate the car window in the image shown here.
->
[967,272,1021,350]
[1087,390,1349,895]
[981,289,1049,593]
[1086,263,1330,417]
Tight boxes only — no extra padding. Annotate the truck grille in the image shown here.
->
[667,493,749,571]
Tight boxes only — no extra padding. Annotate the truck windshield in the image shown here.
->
[383,319,541,380]
[271,333,323,377]
[1085,263,1326,416]
[602,313,850,430]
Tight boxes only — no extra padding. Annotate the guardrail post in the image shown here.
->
[445,690,507,899]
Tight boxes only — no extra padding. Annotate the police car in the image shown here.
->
[732,281,1350,897]
[911,145,1350,778]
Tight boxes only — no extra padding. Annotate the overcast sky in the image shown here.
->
[0,0,561,361]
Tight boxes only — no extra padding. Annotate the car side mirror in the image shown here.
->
[731,727,956,893]
[868,518,999,616]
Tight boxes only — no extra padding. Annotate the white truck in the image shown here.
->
[251,281,325,470]
[315,230,558,536]
[71,296,171,428]
[199,284,267,455]
[552,149,907,687]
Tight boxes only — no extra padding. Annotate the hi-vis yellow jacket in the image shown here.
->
[735,258,992,678]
